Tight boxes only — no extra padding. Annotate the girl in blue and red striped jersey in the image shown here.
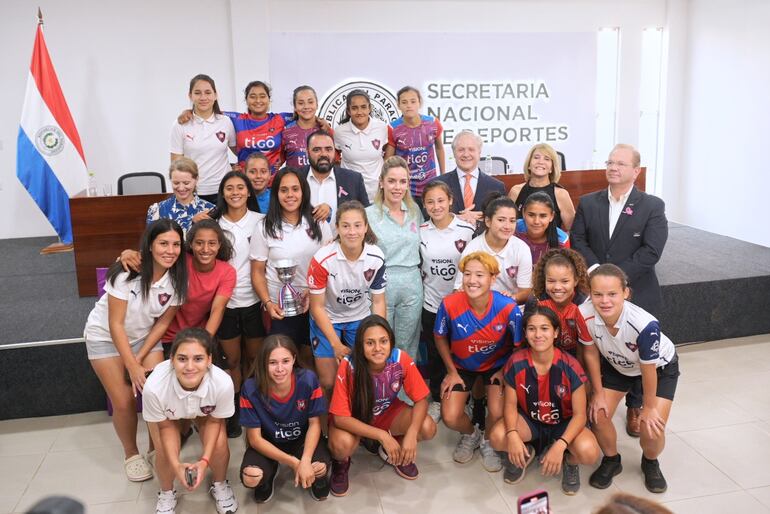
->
[239,334,330,504]
[434,251,523,473]
[515,192,571,266]
[282,86,334,169]
[489,304,600,494]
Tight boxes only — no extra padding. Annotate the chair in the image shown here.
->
[117,172,167,195]
[557,151,567,171]
[478,156,508,175]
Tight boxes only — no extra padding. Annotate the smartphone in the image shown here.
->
[185,467,197,487]
[518,489,549,514]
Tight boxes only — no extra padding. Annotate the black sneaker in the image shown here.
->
[589,455,623,489]
[561,457,580,495]
[503,444,536,484]
[360,437,381,455]
[253,473,276,503]
[226,414,242,438]
[310,476,330,501]
[641,457,668,493]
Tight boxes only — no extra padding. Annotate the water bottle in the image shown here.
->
[87,171,98,197]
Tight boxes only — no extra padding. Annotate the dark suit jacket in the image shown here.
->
[299,166,370,208]
[571,186,668,316]
[432,169,506,233]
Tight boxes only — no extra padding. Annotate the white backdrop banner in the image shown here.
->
[269,32,596,171]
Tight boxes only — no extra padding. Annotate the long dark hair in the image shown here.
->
[186,218,234,262]
[521,192,559,249]
[339,89,371,125]
[210,171,261,219]
[106,219,187,302]
[349,315,394,423]
[253,334,299,399]
[264,168,322,241]
[188,74,222,115]
[481,191,517,233]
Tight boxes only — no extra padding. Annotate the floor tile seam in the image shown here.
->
[672,419,758,436]
[11,452,49,514]
[659,487,770,506]
[670,431,753,491]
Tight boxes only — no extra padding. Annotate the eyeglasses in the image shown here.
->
[605,160,633,168]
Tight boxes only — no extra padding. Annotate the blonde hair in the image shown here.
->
[169,157,199,180]
[374,155,419,218]
[459,251,500,276]
[523,143,561,183]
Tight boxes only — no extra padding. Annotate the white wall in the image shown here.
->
[3,0,669,240]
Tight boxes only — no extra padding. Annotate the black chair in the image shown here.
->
[117,172,167,195]
[557,151,567,171]
[478,156,508,175]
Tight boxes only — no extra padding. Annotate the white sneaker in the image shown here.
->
[210,480,238,514]
[479,438,502,472]
[428,401,442,424]
[155,490,176,514]
[453,426,482,464]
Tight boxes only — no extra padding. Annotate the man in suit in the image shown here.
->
[571,143,668,437]
[300,130,369,223]
[432,129,506,232]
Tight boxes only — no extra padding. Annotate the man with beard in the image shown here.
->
[299,130,369,224]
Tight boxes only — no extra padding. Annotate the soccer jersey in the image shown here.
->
[85,270,181,345]
[434,291,523,372]
[335,118,388,201]
[503,348,587,425]
[142,360,234,422]
[388,115,443,197]
[538,293,590,354]
[146,195,214,236]
[239,368,326,444]
[514,219,571,265]
[249,217,333,313]
[454,233,533,294]
[283,121,331,169]
[224,111,289,172]
[307,242,387,323]
[330,348,429,421]
[578,300,677,377]
[218,210,264,308]
[164,259,236,342]
[170,114,236,195]
[419,215,476,313]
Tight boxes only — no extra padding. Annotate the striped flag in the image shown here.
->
[17,19,87,245]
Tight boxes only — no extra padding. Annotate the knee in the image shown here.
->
[420,417,437,441]
[110,396,136,414]
[241,466,263,488]
[441,402,466,431]
[328,432,356,459]
[487,421,506,451]
[572,437,601,465]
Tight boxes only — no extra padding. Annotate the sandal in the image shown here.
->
[124,454,153,482]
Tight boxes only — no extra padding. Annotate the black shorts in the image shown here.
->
[217,303,266,340]
[240,435,331,485]
[519,413,570,454]
[269,311,311,346]
[452,366,503,392]
[600,354,680,401]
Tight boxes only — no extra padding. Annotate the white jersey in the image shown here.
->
[85,270,180,345]
[249,217,333,313]
[219,210,264,308]
[142,360,234,422]
[334,118,388,202]
[419,215,476,313]
[169,113,236,195]
[307,241,387,324]
[453,233,533,294]
[578,300,677,377]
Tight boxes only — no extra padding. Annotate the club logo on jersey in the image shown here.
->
[296,399,306,412]
[306,227,314,238]
[493,323,505,333]
[454,239,467,252]
[35,126,65,156]
[372,139,381,150]
[364,268,375,281]
[506,266,518,278]
[158,293,171,306]
[319,80,399,126]
[625,341,638,352]
[200,405,215,415]
[215,131,226,143]
[555,384,567,399]
[391,381,400,393]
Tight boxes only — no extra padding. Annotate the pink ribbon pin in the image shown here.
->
[623,207,634,215]
[339,186,348,197]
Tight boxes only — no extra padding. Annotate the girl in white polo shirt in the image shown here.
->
[211,171,264,438]
[250,168,333,370]
[84,219,187,483]
[143,328,238,514]
[455,193,533,303]
[419,180,475,421]
[307,201,387,395]
[170,74,237,204]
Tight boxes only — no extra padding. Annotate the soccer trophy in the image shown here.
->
[274,259,302,317]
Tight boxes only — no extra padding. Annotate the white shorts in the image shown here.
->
[85,334,162,360]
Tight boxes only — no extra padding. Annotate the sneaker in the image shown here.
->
[453,426,482,464]
[561,457,581,495]
[330,458,351,497]
[428,401,442,424]
[589,455,623,489]
[503,444,536,484]
[378,444,420,480]
[155,490,176,514]
[252,473,276,504]
[479,439,502,472]
[641,456,668,493]
[209,480,238,514]
[310,476,330,501]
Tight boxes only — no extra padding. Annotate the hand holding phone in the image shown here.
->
[518,489,549,514]
[185,467,197,488]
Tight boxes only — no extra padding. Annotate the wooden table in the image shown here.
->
[70,192,167,296]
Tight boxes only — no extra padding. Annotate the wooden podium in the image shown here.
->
[70,192,167,296]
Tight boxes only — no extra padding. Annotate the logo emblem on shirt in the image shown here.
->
[200,405,215,415]
[625,341,638,352]
[455,239,467,252]
[555,384,567,399]
[296,399,307,412]
[306,227,314,238]
[364,268,375,281]
[493,323,504,333]
[158,293,171,306]
[519,383,532,393]
[215,131,226,143]
[506,266,517,278]
[372,139,381,150]
[457,322,470,333]
[165,408,176,417]
[391,381,400,392]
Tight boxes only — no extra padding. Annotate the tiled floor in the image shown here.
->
[3,334,770,513]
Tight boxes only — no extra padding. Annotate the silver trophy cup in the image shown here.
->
[274,259,302,317]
